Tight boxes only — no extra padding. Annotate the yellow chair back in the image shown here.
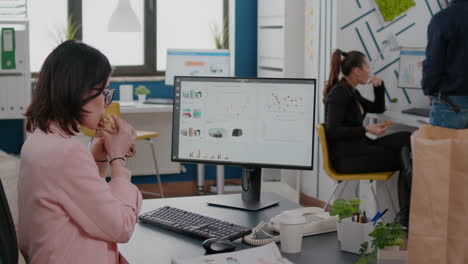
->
[316,123,393,181]
[316,124,337,177]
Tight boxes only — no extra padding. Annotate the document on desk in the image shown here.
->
[170,243,293,264]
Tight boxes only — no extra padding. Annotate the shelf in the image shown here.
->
[0,71,23,76]
[257,0,304,78]
[258,65,283,72]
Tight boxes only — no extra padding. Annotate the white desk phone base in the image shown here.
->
[243,207,337,246]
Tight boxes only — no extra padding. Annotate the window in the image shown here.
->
[28,0,228,76]
[82,0,144,66]
[27,0,68,73]
[156,0,226,71]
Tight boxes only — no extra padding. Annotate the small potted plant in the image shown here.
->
[329,198,360,222]
[135,85,151,103]
[330,198,373,254]
[357,222,408,264]
[330,198,360,241]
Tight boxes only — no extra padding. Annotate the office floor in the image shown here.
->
[136,180,322,208]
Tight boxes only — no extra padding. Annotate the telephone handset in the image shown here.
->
[269,207,337,236]
[243,207,337,246]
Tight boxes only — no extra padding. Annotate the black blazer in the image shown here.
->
[324,80,385,159]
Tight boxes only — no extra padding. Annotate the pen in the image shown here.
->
[370,211,381,222]
[373,208,388,225]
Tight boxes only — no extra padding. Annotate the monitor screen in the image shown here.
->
[171,77,316,170]
[165,49,230,86]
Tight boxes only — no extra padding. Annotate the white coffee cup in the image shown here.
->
[276,210,306,253]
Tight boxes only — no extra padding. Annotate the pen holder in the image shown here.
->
[336,218,373,254]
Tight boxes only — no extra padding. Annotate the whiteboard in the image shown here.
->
[165,49,230,86]
[398,47,425,89]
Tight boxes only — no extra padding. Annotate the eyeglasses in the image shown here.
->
[103,89,115,106]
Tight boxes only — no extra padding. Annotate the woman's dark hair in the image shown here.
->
[25,40,112,136]
[323,49,366,102]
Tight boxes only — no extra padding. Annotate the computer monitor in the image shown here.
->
[165,49,230,86]
[172,77,316,210]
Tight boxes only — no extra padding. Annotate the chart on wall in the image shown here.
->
[398,47,425,89]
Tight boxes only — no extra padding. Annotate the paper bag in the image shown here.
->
[408,125,468,264]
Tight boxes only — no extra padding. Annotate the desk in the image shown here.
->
[368,112,429,128]
[118,193,359,264]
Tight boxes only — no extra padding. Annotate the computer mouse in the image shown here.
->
[232,129,243,137]
[202,238,236,254]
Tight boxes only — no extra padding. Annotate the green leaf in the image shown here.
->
[330,198,362,220]
[375,0,416,22]
[135,85,151,95]
[356,257,368,264]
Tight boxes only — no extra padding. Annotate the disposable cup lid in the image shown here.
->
[276,210,306,225]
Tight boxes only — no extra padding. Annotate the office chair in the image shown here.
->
[0,178,19,264]
[81,102,164,197]
[316,124,396,215]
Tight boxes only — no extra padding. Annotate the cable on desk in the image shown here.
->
[243,221,280,246]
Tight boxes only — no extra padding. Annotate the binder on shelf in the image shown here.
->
[0,19,30,119]
[1,28,16,70]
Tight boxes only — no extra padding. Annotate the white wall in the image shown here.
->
[336,0,446,110]
[301,0,337,201]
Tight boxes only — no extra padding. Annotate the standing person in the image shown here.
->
[18,40,141,264]
[422,0,468,129]
[324,49,412,227]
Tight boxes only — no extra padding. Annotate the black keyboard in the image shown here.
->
[139,206,252,240]
[401,107,430,117]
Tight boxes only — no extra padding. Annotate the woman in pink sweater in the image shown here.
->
[17,40,142,264]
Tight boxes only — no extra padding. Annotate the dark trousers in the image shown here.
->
[332,132,412,211]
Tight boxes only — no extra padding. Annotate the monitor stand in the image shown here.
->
[207,167,280,211]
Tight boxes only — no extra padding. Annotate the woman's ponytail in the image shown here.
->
[323,49,344,102]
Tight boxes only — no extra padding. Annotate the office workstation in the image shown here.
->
[1,0,465,263]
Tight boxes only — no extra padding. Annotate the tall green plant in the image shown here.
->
[211,16,228,49]
[50,15,81,44]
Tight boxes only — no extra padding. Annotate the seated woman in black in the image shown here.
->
[323,49,412,227]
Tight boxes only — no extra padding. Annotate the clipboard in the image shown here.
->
[397,47,425,89]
